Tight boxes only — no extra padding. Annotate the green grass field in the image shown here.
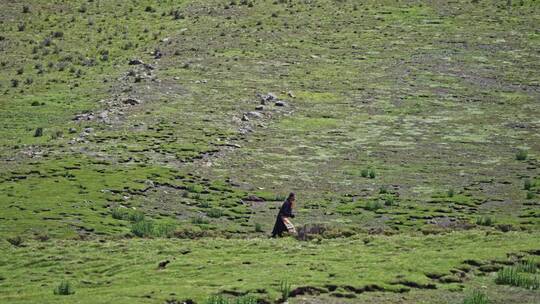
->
[1,0,539,303]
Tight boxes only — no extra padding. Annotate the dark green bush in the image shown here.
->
[53,281,74,295]
[34,127,43,137]
[523,179,532,190]
[515,149,528,161]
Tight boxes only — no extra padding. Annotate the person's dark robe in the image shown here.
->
[271,199,295,237]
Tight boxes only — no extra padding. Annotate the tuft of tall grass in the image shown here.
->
[131,220,176,238]
[515,259,538,274]
[254,223,263,232]
[131,220,154,237]
[476,216,493,226]
[111,207,144,222]
[496,267,540,290]
[205,295,257,304]
[280,279,291,302]
[191,216,210,225]
[206,208,223,218]
[53,281,75,295]
[462,290,489,304]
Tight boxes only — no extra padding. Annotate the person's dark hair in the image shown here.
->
[287,192,295,202]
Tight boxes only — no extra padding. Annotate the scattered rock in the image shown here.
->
[244,195,265,202]
[255,105,265,111]
[122,98,141,105]
[68,127,77,134]
[246,111,263,119]
[241,114,249,122]
[275,101,287,107]
[158,260,170,269]
[258,92,277,104]
[97,111,109,120]
[128,59,144,65]
[73,113,95,121]
[287,91,295,98]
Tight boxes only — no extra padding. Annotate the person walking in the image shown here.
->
[271,192,297,237]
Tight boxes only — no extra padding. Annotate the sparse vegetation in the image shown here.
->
[0,0,539,303]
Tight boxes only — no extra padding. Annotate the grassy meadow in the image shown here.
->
[0,0,539,303]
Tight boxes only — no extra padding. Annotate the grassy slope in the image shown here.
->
[1,232,540,304]
[0,0,539,303]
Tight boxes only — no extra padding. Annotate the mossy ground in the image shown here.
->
[1,0,539,303]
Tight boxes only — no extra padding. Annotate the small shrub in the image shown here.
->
[360,169,369,178]
[22,5,30,13]
[10,79,19,87]
[447,188,455,197]
[191,216,210,225]
[53,281,74,295]
[7,236,24,247]
[31,101,40,106]
[145,6,155,12]
[18,22,25,31]
[462,290,489,304]
[515,149,528,161]
[476,216,493,226]
[379,186,388,194]
[34,127,43,137]
[199,201,211,208]
[206,208,223,218]
[279,280,291,302]
[526,191,535,200]
[369,170,376,179]
[523,179,532,190]
[187,184,204,193]
[365,201,382,211]
[254,222,263,232]
[384,196,395,206]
